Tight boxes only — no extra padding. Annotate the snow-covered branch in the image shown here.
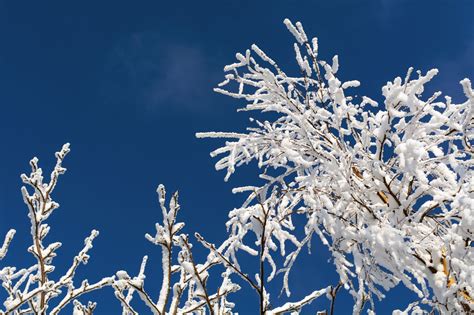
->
[0,229,15,260]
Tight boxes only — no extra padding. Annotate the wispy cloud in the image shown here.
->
[375,0,409,22]
[101,31,219,112]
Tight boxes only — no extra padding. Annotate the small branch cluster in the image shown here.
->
[0,144,114,315]
[195,189,331,314]
[112,185,240,315]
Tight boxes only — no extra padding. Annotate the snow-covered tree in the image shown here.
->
[1,18,472,315]
[0,144,114,314]
[197,19,474,314]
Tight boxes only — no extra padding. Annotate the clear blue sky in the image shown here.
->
[0,1,472,313]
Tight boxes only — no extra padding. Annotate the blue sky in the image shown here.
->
[0,0,472,313]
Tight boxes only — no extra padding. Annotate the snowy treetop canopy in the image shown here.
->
[197,18,474,314]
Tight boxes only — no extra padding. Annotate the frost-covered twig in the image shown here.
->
[0,229,15,260]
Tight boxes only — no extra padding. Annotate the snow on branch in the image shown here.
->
[0,229,15,260]
[267,286,329,315]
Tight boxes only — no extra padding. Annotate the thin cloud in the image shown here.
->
[101,31,219,112]
[374,0,410,23]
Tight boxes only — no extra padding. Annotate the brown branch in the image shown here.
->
[257,199,270,315]
[182,237,214,315]
[195,233,261,294]
[329,282,342,315]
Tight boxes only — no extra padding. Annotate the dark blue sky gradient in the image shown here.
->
[0,1,472,313]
